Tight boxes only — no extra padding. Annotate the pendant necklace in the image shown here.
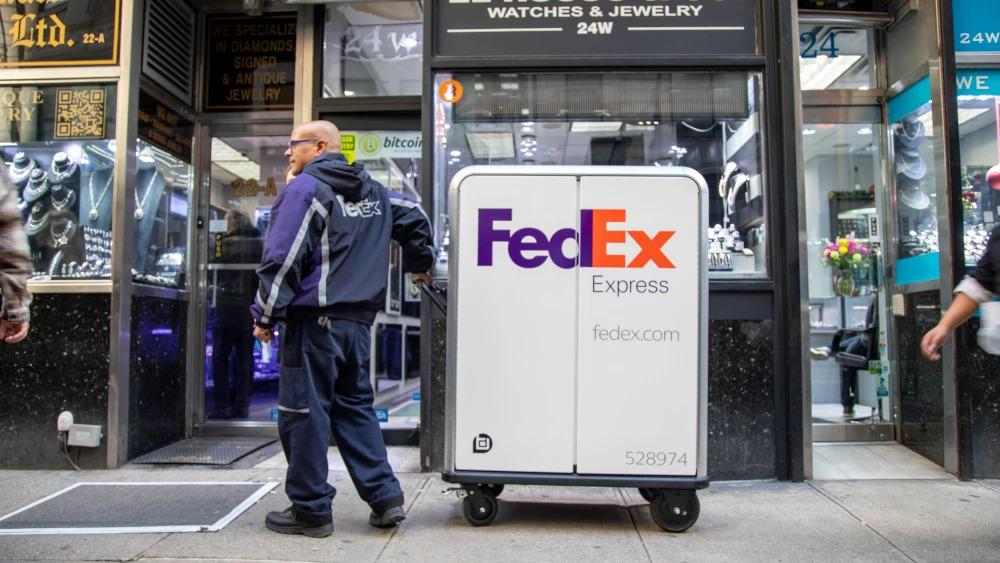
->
[88,169,113,222]
[50,219,76,248]
[134,171,158,221]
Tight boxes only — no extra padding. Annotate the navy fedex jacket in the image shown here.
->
[250,153,435,328]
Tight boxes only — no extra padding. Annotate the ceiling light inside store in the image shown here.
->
[625,124,655,132]
[465,132,515,159]
[802,128,817,136]
[450,150,462,157]
[857,127,872,135]
[211,138,260,181]
[570,121,623,133]
[799,55,863,90]
[344,90,355,96]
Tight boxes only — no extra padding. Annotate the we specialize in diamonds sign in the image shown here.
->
[434,0,757,58]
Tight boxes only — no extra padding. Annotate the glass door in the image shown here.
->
[802,107,895,443]
[199,130,288,423]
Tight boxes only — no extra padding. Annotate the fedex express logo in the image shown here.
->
[477,208,676,269]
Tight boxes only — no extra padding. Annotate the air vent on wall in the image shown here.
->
[142,0,196,106]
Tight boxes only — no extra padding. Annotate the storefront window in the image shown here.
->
[130,141,191,288]
[322,2,423,98]
[955,70,1000,267]
[433,71,768,278]
[1,84,117,280]
[798,25,878,91]
[888,77,942,285]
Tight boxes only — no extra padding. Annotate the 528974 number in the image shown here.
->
[625,451,688,466]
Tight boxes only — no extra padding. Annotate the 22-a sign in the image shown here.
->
[232,177,279,198]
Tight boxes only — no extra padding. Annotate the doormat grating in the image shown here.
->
[0,481,279,535]
[131,437,276,465]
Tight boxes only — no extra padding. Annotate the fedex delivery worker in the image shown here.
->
[251,120,435,537]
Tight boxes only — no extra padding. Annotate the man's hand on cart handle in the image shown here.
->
[410,272,433,286]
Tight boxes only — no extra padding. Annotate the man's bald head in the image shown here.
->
[294,120,341,152]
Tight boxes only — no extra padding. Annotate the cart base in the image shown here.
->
[443,470,709,490]
[443,471,708,532]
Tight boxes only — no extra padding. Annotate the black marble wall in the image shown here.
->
[424,317,777,480]
[896,291,945,467]
[0,293,111,469]
[707,319,776,480]
[127,296,187,460]
[957,320,1000,478]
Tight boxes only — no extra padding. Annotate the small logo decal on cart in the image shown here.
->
[473,433,493,453]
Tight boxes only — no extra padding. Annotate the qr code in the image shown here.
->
[55,88,106,139]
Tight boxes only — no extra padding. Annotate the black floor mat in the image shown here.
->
[131,437,276,465]
[0,481,278,534]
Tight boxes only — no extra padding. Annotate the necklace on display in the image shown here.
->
[23,204,49,236]
[134,171,158,221]
[50,153,77,184]
[22,171,50,203]
[50,219,76,248]
[51,186,76,212]
[8,156,35,185]
[88,170,113,222]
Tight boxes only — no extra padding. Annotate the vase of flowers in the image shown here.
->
[822,236,870,297]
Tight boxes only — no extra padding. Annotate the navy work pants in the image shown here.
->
[277,317,403,519]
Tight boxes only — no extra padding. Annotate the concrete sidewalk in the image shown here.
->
[1,447,998,562]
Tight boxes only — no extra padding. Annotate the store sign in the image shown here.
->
[0,85,112,142]
[340,131,422,163]
[0,0,120,67]
[204,14,296,111]
[954,0,1000,54]
[434,0,756,58]
[137,92,193,163]
[956,70,1000,96]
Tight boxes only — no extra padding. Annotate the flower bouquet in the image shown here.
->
[822,236,870,296]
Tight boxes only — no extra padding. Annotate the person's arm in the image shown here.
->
[0,177,31,343]
[250,178,323,336]
[921,228,1000,360]
[385,188,436,277]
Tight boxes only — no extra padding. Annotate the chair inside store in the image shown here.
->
[829,296,878,421]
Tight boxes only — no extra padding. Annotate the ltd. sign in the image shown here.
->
[434,0,757,58]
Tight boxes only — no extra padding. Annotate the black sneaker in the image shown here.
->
[369,505,406,528]
[265,506,333,538]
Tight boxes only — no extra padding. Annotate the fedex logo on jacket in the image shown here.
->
[477,208,676,269]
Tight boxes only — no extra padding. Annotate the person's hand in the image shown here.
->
[0,320,29,344]
[921,324,951,361]
[253,325,273,344]
[410,272,433,286]
[285,167,297,184]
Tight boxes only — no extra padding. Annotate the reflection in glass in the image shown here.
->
[323,2,423,97]
[955,87,999,267]
[433,71,767,277]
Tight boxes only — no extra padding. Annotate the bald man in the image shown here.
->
[252,121,435,537]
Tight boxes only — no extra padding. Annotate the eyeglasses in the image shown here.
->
[287,138,318,151]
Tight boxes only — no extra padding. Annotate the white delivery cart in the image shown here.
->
[441,166,709,532]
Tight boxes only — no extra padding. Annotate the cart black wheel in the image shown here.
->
[482,483,505,498]
[638,488,659,502]
[462,489,498,527]
[650,492,700,533]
